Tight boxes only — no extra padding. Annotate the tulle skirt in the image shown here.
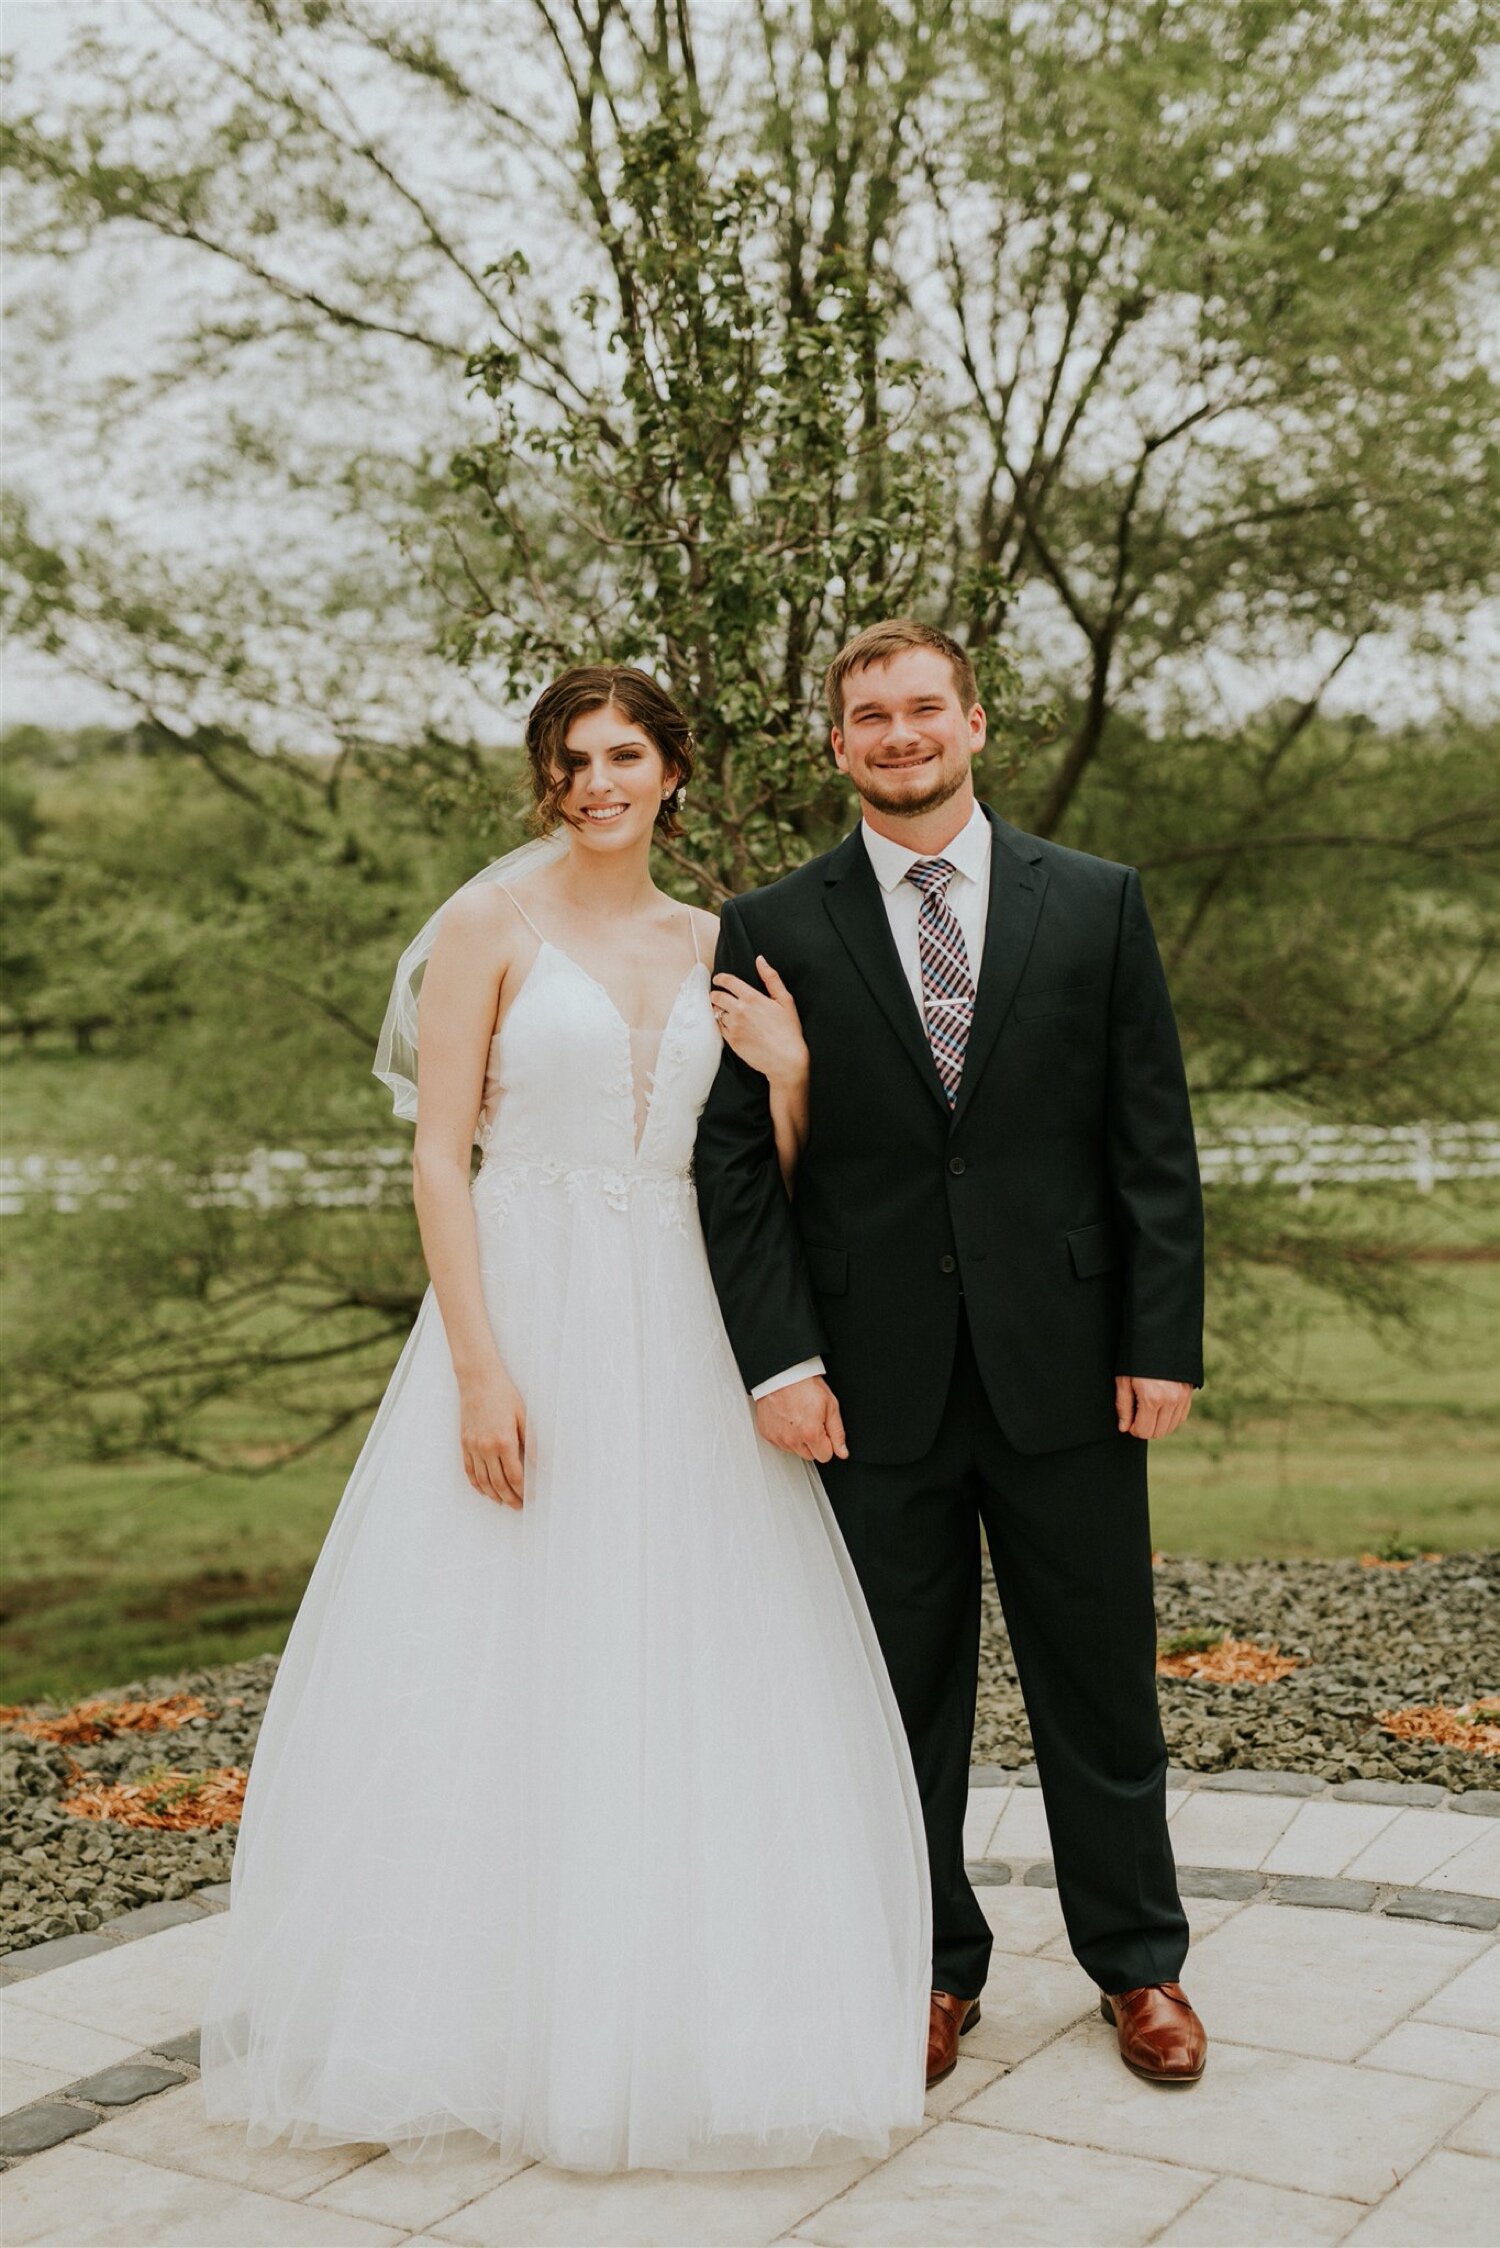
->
[198,1163,930,2171]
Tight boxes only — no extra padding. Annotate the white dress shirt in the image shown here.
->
[750,802,994,1401]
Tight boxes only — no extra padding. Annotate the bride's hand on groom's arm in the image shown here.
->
[755,1376,850,1464]
[457,1361,528,1509]
[711,958,808,1089]
[1115,1376,1194,1441]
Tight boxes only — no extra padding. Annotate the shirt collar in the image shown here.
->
[860,798,992,894]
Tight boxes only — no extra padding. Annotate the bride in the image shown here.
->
[198,663,930,2173]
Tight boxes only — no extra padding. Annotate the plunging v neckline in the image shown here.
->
[536,939,707,1157]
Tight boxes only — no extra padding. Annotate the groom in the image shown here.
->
[695,619,1207,2090]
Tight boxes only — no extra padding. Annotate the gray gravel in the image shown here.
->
[2,1555,1496,1957]
[979,1550,1500,1790]
[0,1655,276,1955]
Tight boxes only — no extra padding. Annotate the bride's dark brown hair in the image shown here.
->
[525,665,695,840]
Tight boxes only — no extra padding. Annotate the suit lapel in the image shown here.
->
[820,807,1050,1129]
[822,829,951,1117]
[950,807,1048,1130]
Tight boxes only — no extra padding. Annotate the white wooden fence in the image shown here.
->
[2,1124,1496,1217]
[1195,1122,1500,1197]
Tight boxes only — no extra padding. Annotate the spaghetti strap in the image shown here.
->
[503,881,700,975]
[499,886,546,942]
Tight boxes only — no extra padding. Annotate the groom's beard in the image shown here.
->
[854,755,971,821]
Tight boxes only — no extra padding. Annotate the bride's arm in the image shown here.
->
[411,888,528,1510]
[768,1072,809,1196]
[711,955,809,1196]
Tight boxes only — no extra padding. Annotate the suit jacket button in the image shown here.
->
[939,1253,957,1274]
[948,1155,967,1176]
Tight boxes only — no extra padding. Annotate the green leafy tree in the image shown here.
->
[449,120,1043,898]
[0,721,524,1463]
[1,0,1495,1461]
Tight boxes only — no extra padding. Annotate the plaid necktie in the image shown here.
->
[904,857,974,1107]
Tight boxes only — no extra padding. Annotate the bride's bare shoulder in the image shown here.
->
[430,881,537,969]
[688,903,719,951]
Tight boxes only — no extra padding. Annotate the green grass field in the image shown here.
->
[2,1051,1496,1703]
[1151,1261,1499,1559]
[3,1260,1495,1707]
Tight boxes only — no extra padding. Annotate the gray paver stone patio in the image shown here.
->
[1343,2148,1500,2244]
[1152,2176,1365,2245]
[1360,2021,1500,2093]
[1447,2090,1500,2158]
[1415,1943,1500,2032]
[1173,1900,1486,2062]
[1,1779,1496,2245]
[1271,1876,1382,1910]
[1200,1769,1326,1796]
[1176,1867,1264,1899]
[99,1900,209,1941]
[1334,1781,1450,1808]
[66,2061,186,2106]
[955,2026,1478,2202]
[0,2104,99,2159]
[1384,1889,1500,1931]
[789,2121,1212,2245]
[0,2141,409,2245]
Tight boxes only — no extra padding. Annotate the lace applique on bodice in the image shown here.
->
[473,925,721,1211]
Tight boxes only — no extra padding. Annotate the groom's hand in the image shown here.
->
[1116,1376,1194,1440]
[755,1376,850,1463]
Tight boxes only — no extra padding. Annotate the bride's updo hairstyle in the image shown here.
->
[525,665,695,841]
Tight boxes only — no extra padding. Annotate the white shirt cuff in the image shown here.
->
[750,1357,827,1401]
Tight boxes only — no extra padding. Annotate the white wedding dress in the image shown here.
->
[199,891,930,2173]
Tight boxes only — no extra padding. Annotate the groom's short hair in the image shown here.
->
[824,620,978,729]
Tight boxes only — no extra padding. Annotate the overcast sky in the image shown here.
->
[4,0,1497,741]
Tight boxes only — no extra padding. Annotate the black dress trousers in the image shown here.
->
[818,1308,1189,2000]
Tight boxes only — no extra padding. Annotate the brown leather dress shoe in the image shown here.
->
[926,1989,982,2086]
[1099,1982,1206,2084]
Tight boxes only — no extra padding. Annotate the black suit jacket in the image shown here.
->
[693,804,1204,1462]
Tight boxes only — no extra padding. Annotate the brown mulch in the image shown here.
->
[1359,1554,1443,1571]
[0,1693,214,1746]
[59,1761,248,1830]
[1155,1636,1302,1685]
[0,1690,220,1744]
[0,1694,254,1830]
[1377,1700,1500,1757]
